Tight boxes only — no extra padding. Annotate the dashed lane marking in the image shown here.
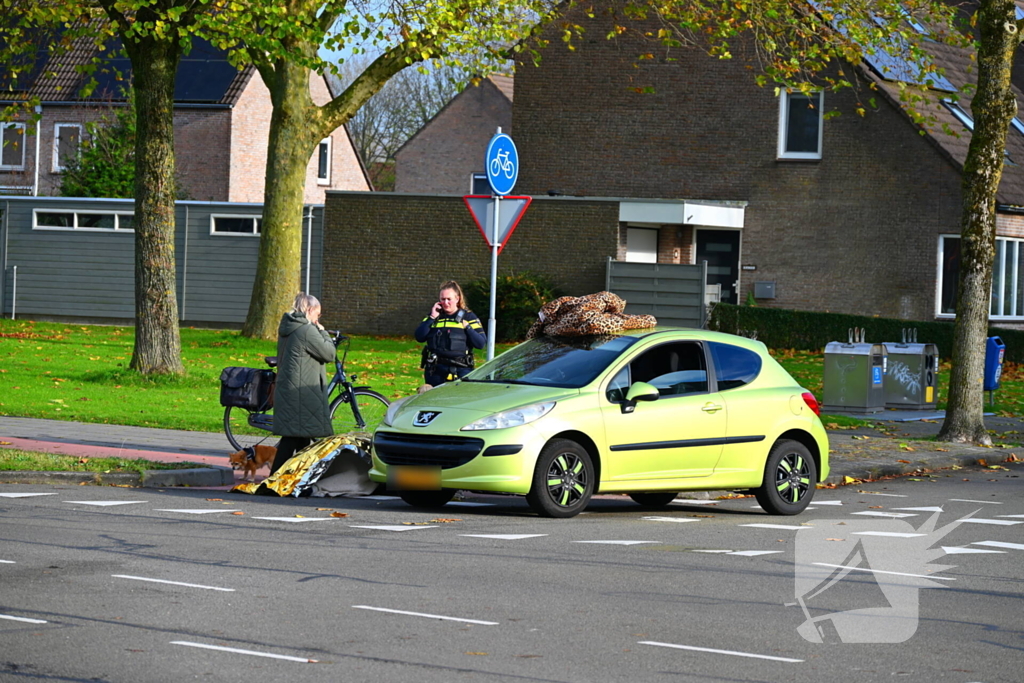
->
[809,500,843,506]
[943,546,1005,555]
[892,507,944,512]
[813,563,955,581]
[353,605,498,625]
[852,531,926,538]
[251,517,340,523]
[574,540,661,546]
[740,524,809,530]
[171,641,316,663]
[459,534,548,540]
[154,509,238,515]
[973,540,1024,550]
[113,575,235,592]
[850,511,917,518]
[728,550,784,557]
[642,516,700,523]
[0,493,58,498]
[950,499,1002,504]
[62,501,147,507]
[957,518,1023,526]
[348,525,438,532]
[640,641,802,663]
[0,614,47,624]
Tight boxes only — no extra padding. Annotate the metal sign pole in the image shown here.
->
[487,196,500,361]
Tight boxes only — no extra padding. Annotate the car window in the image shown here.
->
[708,341,762,390]
[609,342,708,400]
[465,334,641,388]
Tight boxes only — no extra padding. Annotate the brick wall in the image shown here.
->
[512,9,967,322]
[394,79,513,194]
[320,192,618,335]
[175,108,232,201]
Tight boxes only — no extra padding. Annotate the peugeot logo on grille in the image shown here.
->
[414,410,441,427]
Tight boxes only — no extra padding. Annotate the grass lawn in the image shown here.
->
[2,318,1023,434]
[0,448,206,473]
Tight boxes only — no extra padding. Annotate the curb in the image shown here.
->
[824,451,991,485]
[0,467,233,488]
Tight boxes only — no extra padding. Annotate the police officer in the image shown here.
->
[415,280,486,386]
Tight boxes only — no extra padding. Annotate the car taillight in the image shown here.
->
[801,391,821,416]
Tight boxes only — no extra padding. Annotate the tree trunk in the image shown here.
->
[241,58,320,340]
[938,0,1018,444]
[124,34,184,375]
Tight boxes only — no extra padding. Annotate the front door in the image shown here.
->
[696,229,740,304]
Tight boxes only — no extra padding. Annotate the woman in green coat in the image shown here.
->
[270,293,337,473]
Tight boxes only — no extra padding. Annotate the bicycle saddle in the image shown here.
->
[264,356,278,367]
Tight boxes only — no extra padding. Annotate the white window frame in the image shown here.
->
[942,99,974,131]
[210,213,262,236]
[1,122,27,171]
[32,209,135,232]
[936,233,1024,320]
[52,123,83,173]
[777,91,823,160]
[316,136,332,186]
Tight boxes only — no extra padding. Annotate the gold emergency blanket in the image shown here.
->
[231,433,372,497]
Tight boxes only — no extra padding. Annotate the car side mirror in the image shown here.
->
[622,381,659,413]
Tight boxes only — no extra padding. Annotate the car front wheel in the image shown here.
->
[526,439,594,518]
[754,439,817,515]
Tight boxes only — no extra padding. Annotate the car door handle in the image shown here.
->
[701,402,723,413]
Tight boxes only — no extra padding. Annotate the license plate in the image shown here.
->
[388,465,442,491]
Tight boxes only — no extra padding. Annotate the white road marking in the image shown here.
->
[361,495,400,500]
[447,502,494,507]
[642,516,700,523]
[670,500,718,505]
[112,575,234,592]
[950,499,1002,504]
[460,534,548,540]
[63,501,148,507]
[352,605,498,625]
[858,492,907,497]
[348,525,438,532]
[850,511,917,518]
[574,540,661,545]
[852,531,926,538]
[0,614,47,624]
[154,509,237,515]
[973,540,1024,550]
[639,640,802,663]
[0,559,15,564]
[957,518,1022,526]
[740,524,809,530]
[943,546,1005,555]
[809,500,843,506]
[0,492,58,498]
[251,517,340,523]
[171,641,316,663]
[692,550,733,554]
[728,550,784,557]
[892,506,944,512]
[996,514,1024,518]
[813,563,955,581]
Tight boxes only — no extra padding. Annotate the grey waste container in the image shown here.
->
[822,332,887,414]
[883,336,939,410]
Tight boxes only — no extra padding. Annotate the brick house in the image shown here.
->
[393,75,513,194]
[0,37,370,202]
[507,6,1024,325]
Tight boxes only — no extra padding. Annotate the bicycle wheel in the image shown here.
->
[330,389,390,436]
[223,406,276,451]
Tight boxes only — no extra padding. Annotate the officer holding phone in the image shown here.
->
[415,280,486,386]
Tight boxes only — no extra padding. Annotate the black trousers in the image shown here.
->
[272,436,312,473]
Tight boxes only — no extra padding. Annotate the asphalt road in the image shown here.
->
[1,465,1022,683]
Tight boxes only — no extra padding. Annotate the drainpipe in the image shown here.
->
[32,104,41,196]
[304,206,313,295]
[10,265,15,319]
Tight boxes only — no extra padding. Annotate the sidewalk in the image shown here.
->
[1,411,1022,489]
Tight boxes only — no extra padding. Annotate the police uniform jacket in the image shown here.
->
[415,310,486,364]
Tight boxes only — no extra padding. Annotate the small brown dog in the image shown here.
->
[228,444,277,481]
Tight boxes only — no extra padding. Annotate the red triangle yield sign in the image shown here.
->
[463,195,532,255]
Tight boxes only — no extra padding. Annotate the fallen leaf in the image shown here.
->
[843,476,859,484]
[899,444,915,452]
[429,518,462,523]
[897,459,911,464]
[78,458,89,464]
[826,538,845,541]
[0,441,10,445]
[295,515,305,518]
[402,522,432,525]
[869,505,883,509]
[330,512,349,518]
[206,498,223,502]
[1006,453,1021,462]
[316,507,334,511]
[465,652,488,656]
[690,514,714,518]
[231,511,244,515]
[936,448,949,452]
[978,459,988,467]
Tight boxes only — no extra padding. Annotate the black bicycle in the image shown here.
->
[223,331,390,451]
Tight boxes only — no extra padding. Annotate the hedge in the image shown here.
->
[707,303,1024,363]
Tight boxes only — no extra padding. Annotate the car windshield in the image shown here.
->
[464,334,640,388]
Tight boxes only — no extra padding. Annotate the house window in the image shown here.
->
[33,209,134,231]
[938,235,1024,319]
[777,91,822,160]
[211,215,262,235]
[53,124,82,172]
[317,137,331,185]
[942,99,974,130]
[1,123,27,170]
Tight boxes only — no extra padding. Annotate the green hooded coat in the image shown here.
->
[272,311,337,438]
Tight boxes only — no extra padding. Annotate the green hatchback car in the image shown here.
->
[370,328,828,518]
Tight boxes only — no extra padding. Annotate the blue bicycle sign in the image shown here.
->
[485,133,518,195]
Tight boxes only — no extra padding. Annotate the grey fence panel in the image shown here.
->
[606,258,707,328]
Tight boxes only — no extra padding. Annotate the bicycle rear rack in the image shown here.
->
[248,414,274,430]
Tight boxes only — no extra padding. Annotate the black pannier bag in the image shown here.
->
[219,367,276,410]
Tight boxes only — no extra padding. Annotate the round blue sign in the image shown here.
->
[485,133,518,196]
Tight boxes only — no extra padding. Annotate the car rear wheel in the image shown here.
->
[628,492,679,508]
[754,439,816,515]
[398,490,456,509]
[526,439,594,518]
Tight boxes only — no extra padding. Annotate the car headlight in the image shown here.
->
[381,397,410,427]
[461,402,555,431]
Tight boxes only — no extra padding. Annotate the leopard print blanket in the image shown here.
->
[525,291,657,339]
